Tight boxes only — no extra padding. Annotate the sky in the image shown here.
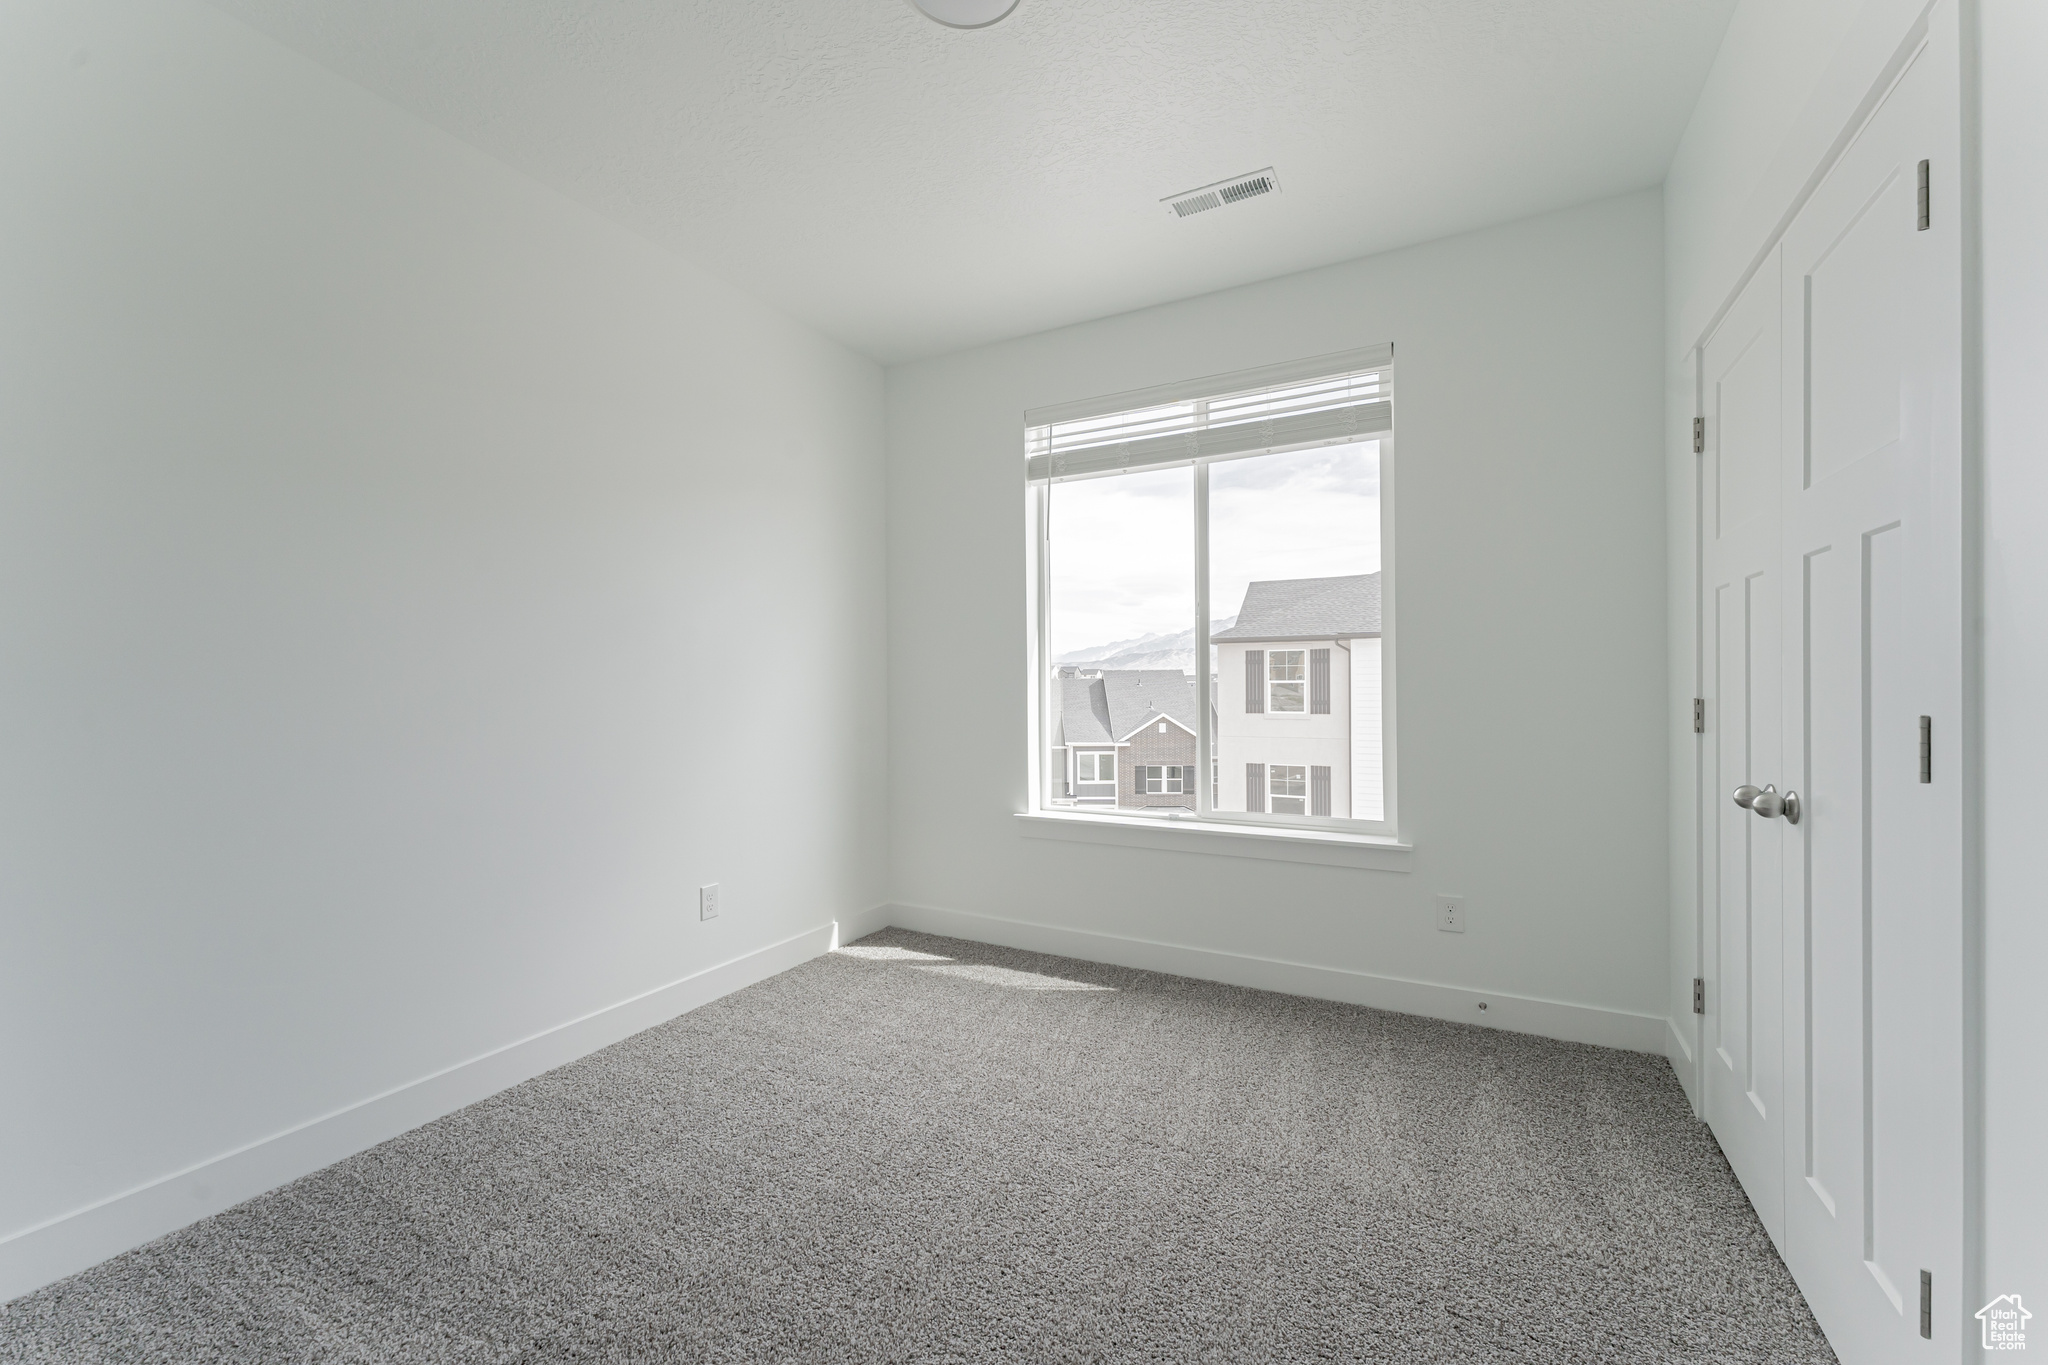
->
[1046,441,1381,661]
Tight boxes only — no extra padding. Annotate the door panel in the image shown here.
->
[1778,14,1964,1359]
[1806,176,1911,489]
[1700,254,1785,1245]
[1800,538,1855,1221]
[1718,319,1781,535]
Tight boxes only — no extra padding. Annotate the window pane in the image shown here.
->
[1046,466,1195,812]
[1209,442,1382,820]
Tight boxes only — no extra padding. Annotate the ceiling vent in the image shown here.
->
[1163,168,1279,219]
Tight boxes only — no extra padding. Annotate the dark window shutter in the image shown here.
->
[1245,651,1265,713]
[1183,766,1196,800]
[1310,648,1331,713]
[1311,766,1331,817]
[1246,763,1265,812]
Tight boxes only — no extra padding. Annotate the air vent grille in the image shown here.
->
[1163,168,1279,220]
[1219,175,1273,204]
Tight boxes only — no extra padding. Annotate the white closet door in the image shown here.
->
[1699,251,1788,1247]
[1777,9,1965,1359]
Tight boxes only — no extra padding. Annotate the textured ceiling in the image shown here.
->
[207,0,1735,362]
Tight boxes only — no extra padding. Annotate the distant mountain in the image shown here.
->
[1056,618,1234,676]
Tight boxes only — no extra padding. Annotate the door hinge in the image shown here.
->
[1919,1270,1933,1338]
[1693,698,1705,733]
[1692,978,1705,1015]
[1917,159,1931,231]
[1693,416,1705,454]
[1919,715,1932,782]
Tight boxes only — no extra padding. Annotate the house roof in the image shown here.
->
[1211,572,1381,642]
[1055,672,1116,744]
[1055,669,1198,744]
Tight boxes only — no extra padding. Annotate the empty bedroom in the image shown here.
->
[1,0,2040,1360]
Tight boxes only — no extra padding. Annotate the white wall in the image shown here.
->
[887,192,1668,1045]
[0,0,884,1298]
[1977,0,2048,1326]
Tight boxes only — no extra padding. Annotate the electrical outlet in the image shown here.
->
[1436,894,1465,933]
[699,883,719,921]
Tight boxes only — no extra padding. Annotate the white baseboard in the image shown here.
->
[832,901,895,947]
[879,902,1668,1055]
[1,911,879,1305]
[1666,1015,1703,1117]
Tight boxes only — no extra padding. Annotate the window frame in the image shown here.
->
[1137,765,1186,797]
[1268,764,1309,816]
[1024,348,1400,842]
[1074,749,1116,785]
[1266,649,1308,715]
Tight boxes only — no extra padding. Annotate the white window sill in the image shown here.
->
[1015,810,1412,872]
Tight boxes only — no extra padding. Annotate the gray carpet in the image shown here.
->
[2,929,1836,1363]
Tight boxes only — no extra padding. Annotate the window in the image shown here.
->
[1139,765,1185,796]
[1268,765,1307,815]
[1076,751,1115,783]
[1030,346,1394,835]
[1269,650,1306,712]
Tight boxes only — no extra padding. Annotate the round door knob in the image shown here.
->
[1747,784,1803,825]
[1733,785,1762,809]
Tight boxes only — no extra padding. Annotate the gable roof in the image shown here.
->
[1102,670,1198,740]
[1211,572,1381,642]
[1055,672,1117,744]
[1054,669,1198,745]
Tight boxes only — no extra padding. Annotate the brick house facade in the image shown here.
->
[1050,667,1204,812]
[1120,715,1197,809]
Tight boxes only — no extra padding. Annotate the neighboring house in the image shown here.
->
[1212,573,1383,820]
[1050,668,1199,810]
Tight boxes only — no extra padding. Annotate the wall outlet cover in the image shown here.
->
[699,883,719,920]
[1436,893,1465,933]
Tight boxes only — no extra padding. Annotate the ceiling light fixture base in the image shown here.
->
[909,0,1019,29]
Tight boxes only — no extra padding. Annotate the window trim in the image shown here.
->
[1074,749,1116,785]
[1267,763,1309,816]
[1025,349,1400,844]
[1137,764,1186,797]
[1014,810,1411,872]
[1266,649,1308,715]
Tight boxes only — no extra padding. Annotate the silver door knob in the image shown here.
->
[1733,785,1762,809]
[1747,783,1802,825]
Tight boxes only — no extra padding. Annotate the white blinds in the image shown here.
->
[1025,344,1392,482]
